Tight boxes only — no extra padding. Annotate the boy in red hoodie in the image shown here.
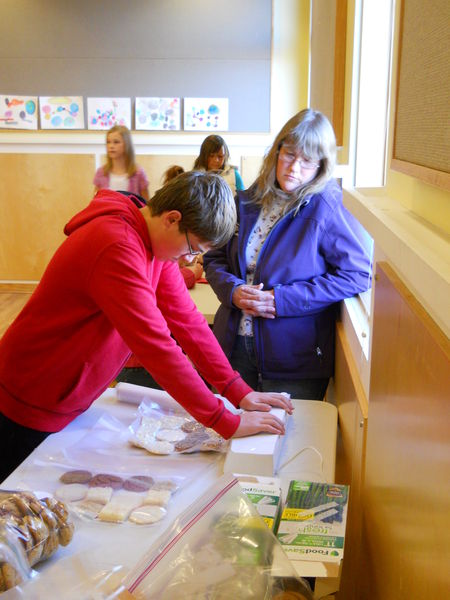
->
[0,172,292,481]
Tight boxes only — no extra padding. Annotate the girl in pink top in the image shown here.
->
[93,125,150,202]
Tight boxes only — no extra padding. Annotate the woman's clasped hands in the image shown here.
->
[232,283,276,319]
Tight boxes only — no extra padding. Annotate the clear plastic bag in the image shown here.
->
[0,521,32,592]
[0,490,74,592]
[122,474,313,599]
[129,401,229,455]
[19,411,218,527]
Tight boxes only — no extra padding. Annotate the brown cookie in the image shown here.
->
[122,475,154,492]
[181,420,206,434]
[89,473,123,490]
[175,431,209,452]
[60,469,92,484]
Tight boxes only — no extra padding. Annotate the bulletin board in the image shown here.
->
[392,0,450,190]
[0,0,272,132]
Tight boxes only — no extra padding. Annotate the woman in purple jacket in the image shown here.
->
[204,109,372,399]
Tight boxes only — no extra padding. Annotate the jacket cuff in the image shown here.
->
[221,374,253,408]
[212,409,241,439]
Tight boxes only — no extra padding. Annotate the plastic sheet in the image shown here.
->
[122,474,313,599]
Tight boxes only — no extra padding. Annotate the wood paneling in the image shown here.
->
[0,289,33,337]
[360,262,450,599]
[0,153,94,280]
[333,321,368,600]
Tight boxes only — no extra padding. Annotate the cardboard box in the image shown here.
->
[238,475,282,532]
[277,480,349,578]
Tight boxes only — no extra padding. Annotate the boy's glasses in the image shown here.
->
[184,230,202,256]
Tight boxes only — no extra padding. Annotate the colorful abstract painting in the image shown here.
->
[183,98,229,131]
[0,95,38,130]
[135,97,180,131]
[39,96,84,129]
[87,98,131,130]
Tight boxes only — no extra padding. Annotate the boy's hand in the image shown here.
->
[240,391,294,414]
[233,410,286,437]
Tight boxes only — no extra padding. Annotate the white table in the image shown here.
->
[188,280,220,324]
[2,388,338,598]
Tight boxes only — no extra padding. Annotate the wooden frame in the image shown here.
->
[332,0,347,148]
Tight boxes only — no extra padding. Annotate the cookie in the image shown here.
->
[152,479,178,492]
[75,500,104,518]
[55,483,88,502]
[159,415,186,429]
[89,473,123,489]
[128,505,166,525]
[98,491,143,523]
[123,475,154,492]
[85,486,113,504]
[155,429,186,443]
[142,440,174,455]
[181,420,206,433]
[175,431,209,452]
[143,489,171,507]
[59,469,92,484]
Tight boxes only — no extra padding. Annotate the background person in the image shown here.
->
[193,134,244,195]
[204,109,372,399]
[93,125,150,203]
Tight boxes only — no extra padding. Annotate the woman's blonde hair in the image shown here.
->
[104,125,137,177]
[253,109,336,213]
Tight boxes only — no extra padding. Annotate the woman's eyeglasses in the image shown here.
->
[278,147,320,170]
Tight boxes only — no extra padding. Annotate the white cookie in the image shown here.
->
[143,440,174,454]
[55,483,87,502]
[156,428,186,442]
[85,486,113,504]
[128,505,166,524]
[97,490,144,523]
[143,489,172,507]
[160,415,186,429]
[75,500,104,518]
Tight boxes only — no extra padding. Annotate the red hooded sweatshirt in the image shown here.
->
[0,191,250,437]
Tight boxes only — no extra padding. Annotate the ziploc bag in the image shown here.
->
[122,473,313,599]
[129,401,229,455]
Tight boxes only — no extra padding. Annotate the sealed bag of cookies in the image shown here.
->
[0,520,32,592]
[129,404,229,456]
[53,468,182,526]
[0,488,74,589]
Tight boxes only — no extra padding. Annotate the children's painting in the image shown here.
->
[0,95,38,130]
[39,97,84,129]
[87,98,131,130]
[183,98,229,131]
[135,97,180,131]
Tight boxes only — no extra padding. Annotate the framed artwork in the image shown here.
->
[183,98,229,131]
[39,96,84,129]
[135,97,180,130]
[87,97,131,130]
[0,95,38,129]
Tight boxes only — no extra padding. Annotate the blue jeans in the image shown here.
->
[230,336,328,400]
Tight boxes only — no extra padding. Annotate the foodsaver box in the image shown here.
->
[237,476,282,532]
[277,481,349,566]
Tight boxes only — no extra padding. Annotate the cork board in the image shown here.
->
[392,0,450,189]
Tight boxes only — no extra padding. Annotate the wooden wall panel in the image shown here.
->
[137,155,196,197]
[0,153,94,280]
[360,262,450,599]
[333,322,368,600]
